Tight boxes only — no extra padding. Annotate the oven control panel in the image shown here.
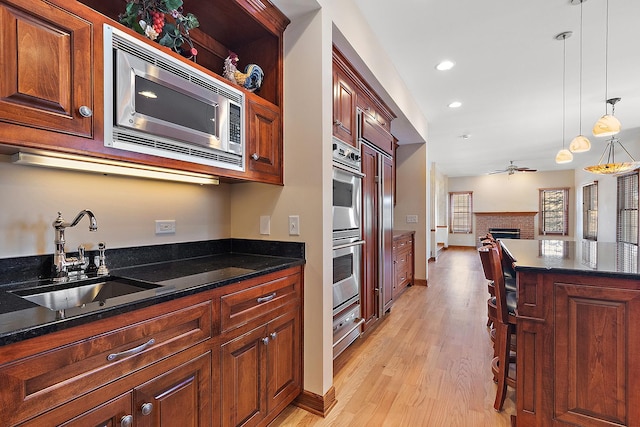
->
[332,137,361,172]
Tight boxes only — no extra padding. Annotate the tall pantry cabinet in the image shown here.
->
[333,47,396,333]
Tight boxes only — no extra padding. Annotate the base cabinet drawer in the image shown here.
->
[392,232,415,297]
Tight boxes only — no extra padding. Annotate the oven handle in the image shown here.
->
[333,163,365,178]
[332,239,365,251]
[332,318,365,348]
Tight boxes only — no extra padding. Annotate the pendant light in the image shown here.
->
[569,0,591,153]
[592,0,621,137]
[555,31,573,164]
[584,135,640,175]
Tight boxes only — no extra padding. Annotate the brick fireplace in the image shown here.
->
[475,212,537,240]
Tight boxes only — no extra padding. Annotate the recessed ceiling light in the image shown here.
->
[448,101,462,108]
[436,60,455,71]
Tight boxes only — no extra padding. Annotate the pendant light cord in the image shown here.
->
[604,0,609,114]
[562,34,567,149]
[579,0,583,133]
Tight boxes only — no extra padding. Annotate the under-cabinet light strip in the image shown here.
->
[11,151,219,185]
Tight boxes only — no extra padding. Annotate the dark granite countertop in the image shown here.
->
[501,239,639,279]
[0,239,304,347]
[393,230,415,238]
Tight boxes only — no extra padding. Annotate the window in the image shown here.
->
[582,182,598,240]
[617,172,638,245]
[449,191,473,234]
[539,188,569,235]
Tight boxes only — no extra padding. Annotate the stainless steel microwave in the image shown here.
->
[103,24,245,171]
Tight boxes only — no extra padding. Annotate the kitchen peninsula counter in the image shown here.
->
[501,239,640,427]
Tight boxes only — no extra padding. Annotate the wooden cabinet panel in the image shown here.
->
[221,325,268,427]
[134,351,211,427]
[266,310,300,414]
[58,394,132,427]
[361,143,379,331]
[221,270,299,333]
[0,298,212,425]
[381,154,394,313]
[553,283,640,426]
[0,0,94,138]
[246,98,282,184]
[361,110,394,156]
[393,232,414,297]
[332,66,357,147]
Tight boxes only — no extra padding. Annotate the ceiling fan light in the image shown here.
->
[555,148,574,164]
[569,135,591,153]
[592,114,621,137]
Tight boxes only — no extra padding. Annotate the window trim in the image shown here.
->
[449,191,473,234]
[582,181,598,241]
[539,187,569,236]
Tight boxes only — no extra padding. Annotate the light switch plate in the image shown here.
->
[260,215,271,235]
[289,215,300,236]
[155,220,176,234]
[406,215,418,223]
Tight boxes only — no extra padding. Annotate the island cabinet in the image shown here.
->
[219,267,302,427]
[510,246,640,426]
[0,0,289,185]
[0,265,304,426]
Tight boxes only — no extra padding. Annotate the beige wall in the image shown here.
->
[394,143,428,280]
[0,155,230,259]
[447,170,576,246]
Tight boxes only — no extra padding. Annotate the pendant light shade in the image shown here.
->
[592,0,621,137]
[569,135,591,153]
[592,110,621,137]
[556,148,574,164]
[570,0,591,153]
[555,31,573,165]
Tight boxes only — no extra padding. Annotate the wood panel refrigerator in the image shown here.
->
[361,142,394,332]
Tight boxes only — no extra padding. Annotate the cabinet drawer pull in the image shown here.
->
[120,415,133,427]
[257,293,276,303]
[79,105,93,117]
[270,332,277,340]
[107,338,155,361]
[262,337,269,345]
[251,153,260,161]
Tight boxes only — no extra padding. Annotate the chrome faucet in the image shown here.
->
[52,210,98,281]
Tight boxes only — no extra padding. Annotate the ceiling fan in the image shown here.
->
[490,160,537,175]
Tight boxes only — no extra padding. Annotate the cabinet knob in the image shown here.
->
[251,153,260,161]
[78,105,93,118]
[141,402,153,416]
[270,332,277,340]
[334,120,342,126]
[120,415,134,427]
[262,337,269,345]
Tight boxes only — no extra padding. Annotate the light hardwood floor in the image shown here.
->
[272,246,515,426]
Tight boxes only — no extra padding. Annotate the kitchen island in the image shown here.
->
[502,239,640,427]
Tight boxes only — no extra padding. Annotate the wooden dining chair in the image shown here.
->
[485,244,517,411]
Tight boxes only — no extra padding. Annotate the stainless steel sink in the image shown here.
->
[11,277,161,312]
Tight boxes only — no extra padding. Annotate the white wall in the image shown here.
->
[0,155,231,259]
[447,170,575,246]
[394,143,428,280]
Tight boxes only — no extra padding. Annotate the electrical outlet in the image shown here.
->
[260,215,271,235]
[406,215,418,223]
[289,215,300,236]
[155,220,176,234]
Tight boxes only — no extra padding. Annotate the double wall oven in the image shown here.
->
[332,137,365,359]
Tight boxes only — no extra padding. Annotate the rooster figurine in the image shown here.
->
[223,51,264,92]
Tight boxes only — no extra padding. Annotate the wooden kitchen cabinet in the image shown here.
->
[0,292,214,426]
[244,97,283,185]
[332,63,358,147]
[0,0,100,146]
[219,267,302,427]
[393,231,414,298]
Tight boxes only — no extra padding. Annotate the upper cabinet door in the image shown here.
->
[246,97,283,185]
[0,0,94,138]
[333,66,357,147]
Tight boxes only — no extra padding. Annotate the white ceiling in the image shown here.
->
[273,0,640,178]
